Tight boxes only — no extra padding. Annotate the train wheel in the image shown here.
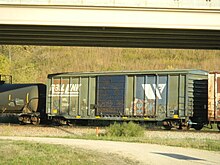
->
[58,119,67,125]
[52,118,66,126]
[181,120,192,130]
[186,124,191,130]
[18,116,28,125]
[217,123,220,131]
[19,121,26,125]
[67,120,75,126]
[163,120,172,130]
[193,124,203,131]
[18,116,24,124]
[31,116,40,125]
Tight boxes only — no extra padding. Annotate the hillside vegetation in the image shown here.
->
[0,45,220,83]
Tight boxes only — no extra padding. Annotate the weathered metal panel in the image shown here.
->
[157,76,167,118]
[80,77,88,117]
[135,76,145,116]
[89,77,96,116]
[46,69,208,122]
[47,75,97,118]
[125,76,134,116]
[168,75,179,117]
[97,75,125,115]
[48,77,81,116]
[122,72,206,120]
[132,75,168,118]
[60,78,70,115]
[208,73,220,121]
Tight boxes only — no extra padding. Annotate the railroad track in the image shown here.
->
[0,123,219,143]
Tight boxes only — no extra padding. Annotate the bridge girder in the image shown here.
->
[0,24,220,49]
[0,5,220,49]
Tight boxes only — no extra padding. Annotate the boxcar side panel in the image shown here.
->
[125,74,186,120]
[46,70,208,124]
[168,75,179,118]
[125,76,134,116]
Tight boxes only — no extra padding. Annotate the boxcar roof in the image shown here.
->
[209,71,220,74]
[47,69,208,78]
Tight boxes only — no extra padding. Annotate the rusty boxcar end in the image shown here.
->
[208,72,220,130]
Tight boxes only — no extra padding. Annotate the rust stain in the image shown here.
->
[209,73,220,121]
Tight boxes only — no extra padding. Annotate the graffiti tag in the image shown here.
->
[50,84,81,96]
[142,84,166,99]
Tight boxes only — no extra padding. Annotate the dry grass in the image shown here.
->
[1,46,220,83]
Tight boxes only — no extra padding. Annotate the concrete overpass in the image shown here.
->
[1,0,220,9]
[0,4,220,49]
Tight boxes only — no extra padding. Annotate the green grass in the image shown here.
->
[148,137,220,151]
[63,135,219,152]
[0,140,138,165]
[64,135,220,152]
[145,137,220,151]
[202,123,219,132]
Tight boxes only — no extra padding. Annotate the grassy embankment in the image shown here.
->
[0,123,219,164]
[1,46,220,83]
[0,140,138,165]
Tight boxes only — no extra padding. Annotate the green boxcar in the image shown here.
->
[46,69,208,129]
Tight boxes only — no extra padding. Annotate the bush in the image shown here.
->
[106,122,145,137]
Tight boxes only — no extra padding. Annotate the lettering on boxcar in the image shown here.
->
[50,84,82,96]
[142,84,166,99]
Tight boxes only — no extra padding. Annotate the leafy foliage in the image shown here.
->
[106,122,145,137]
